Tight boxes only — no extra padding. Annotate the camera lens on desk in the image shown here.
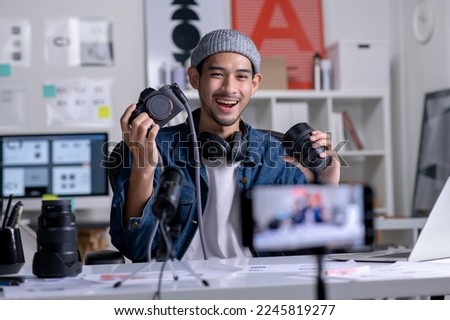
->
[32,199,82,278]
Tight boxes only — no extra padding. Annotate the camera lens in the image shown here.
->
[146,94,172,120]
[32,199,81,278]
[282,123,331,175]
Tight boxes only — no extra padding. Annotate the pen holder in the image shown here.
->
[0,228,25,275]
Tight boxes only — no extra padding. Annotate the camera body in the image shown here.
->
[128,83,186,127]
[282,122,332,176]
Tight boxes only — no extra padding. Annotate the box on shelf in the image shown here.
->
[259,57,288,90]
[326,40,389,90]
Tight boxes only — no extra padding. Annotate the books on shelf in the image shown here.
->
[342,110,364,150]
[331,110,364,150]
[331,111,346,150]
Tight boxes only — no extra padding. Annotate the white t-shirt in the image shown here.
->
[182,160,252,260]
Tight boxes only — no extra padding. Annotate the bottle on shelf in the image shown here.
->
[321,59,332,90]
[313,53,322,91]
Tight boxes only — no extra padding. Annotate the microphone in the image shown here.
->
[152,166,184,222]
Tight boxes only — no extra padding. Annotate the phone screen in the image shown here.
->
[242,184,373,253]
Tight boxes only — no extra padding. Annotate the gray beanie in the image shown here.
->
[190,29,261,73]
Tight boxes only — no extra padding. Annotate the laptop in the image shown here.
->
[329,176,450,262]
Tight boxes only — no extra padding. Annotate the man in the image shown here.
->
[109,29,340,262]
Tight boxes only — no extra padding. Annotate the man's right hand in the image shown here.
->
[120,104,161,223]
[121,103,160,171]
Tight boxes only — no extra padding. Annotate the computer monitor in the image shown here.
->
[0,132,110,212]
[412,88,450,216]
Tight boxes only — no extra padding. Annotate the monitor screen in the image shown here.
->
[412,88,450,216]
[0,132,110,211]
[241,184,374,253]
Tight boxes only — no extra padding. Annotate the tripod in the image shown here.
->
[113,214,209,296]
[310,246,328,300]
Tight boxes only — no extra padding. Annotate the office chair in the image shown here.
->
[84,141,127,265]
[84,129,284,265]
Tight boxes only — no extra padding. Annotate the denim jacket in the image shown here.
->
[109,111,308,262]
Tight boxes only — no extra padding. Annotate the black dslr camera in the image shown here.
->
[128,83,186,127]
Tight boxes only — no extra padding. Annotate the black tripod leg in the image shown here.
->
[165,260,179,281]
[171,259,209,287]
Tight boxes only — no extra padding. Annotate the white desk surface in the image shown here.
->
[3,255,450,300]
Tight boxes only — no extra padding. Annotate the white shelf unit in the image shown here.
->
[183,89,394,216]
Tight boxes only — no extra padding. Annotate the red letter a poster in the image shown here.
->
[232,0,324,89]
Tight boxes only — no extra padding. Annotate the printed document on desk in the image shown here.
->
[1,263,240,299]
[323,260,450,281]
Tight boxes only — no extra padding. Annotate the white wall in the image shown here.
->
[3,0,448,217]
[393,0,450,216]
[1,0,146,143]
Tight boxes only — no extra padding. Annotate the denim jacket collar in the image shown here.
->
[171,108,259,166]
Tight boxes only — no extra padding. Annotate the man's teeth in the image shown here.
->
[217,99,237,105]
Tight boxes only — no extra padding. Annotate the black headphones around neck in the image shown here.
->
[198,120,248,163]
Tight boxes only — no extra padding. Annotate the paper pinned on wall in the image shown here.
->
[0,80,28,127]
[0,19,31,67]
[44,18,80,66]
[79,18,114,66]
[43,78,113,126]
[44,17,113,66]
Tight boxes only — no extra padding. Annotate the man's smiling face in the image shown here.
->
[190,52,261,137]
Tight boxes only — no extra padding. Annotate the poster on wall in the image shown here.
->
[144,0,231,89]
[0,80,28,127]
[44,17,114,66]
[43,78,113,126]
[232,0,325,89]
[0,19,31,67]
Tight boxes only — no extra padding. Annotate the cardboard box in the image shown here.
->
[259,57,288,90]
[326,40,389,90]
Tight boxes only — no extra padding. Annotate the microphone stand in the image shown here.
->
[113,209,209,292]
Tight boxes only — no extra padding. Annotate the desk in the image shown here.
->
[2,256,450,300]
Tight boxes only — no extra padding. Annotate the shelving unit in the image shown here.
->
[183,89,394,216]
